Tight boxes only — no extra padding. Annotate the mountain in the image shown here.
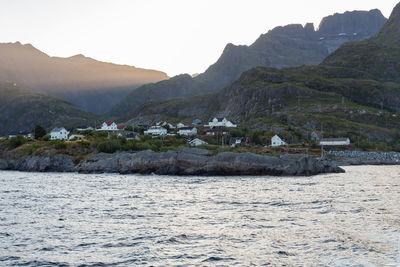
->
[111,9,386,117]
[0,42,168,114]
[120,3,400,142]
[323,4,400,83]
[0,82,97,136]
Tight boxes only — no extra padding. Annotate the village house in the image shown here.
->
[50,127,69,140]
[311,131,323,141]
[125,133,140,141]
[319,138,350,146]
[98,122,118,131]
[206,117,237,128]
[229,137,249,147]
[144,126,167,136]
[156,121,175,129]
[8,131,33,139]
[271,135,287,147]
[177,123,187,129]
[117,125,126,131]
[188,138,208,147]
[68,134,84,140]
[178,127,197,136]
[192,119,202,125]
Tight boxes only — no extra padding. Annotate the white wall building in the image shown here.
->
[144,126,167,136]
[177,123,187,129]
[188,138,208,147]
[206,117,237,128]
[271,135,287,147]
[319,138,350,146]
[178,127,197,136]
[50,127,69,140]
[98,122,117,131]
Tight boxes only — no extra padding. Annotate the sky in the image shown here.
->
[0,0,398,77]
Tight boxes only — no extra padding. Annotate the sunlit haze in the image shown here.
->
[0,0,398,76]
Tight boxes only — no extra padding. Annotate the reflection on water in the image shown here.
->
[0,166,399,266]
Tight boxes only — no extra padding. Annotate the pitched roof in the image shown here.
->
[51,127,65,132]
[117,125,126,130]
[179,127,195,130]
[105,122,115,126]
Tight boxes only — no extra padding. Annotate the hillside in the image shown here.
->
[120,3,400,143]
[0,82,97,136]
[0,42,168,114]
[110,9,386,117]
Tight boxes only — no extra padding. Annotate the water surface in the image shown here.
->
[0,166,399,266]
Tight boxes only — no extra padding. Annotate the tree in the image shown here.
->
[34,125,46,139]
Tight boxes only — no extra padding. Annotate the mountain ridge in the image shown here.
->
[111,9,387,117]
[0,42,169,114]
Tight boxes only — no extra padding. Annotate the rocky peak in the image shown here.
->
[317,9,386,37]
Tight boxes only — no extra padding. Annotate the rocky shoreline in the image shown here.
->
[0,148,344,176]
[326,151,400,166]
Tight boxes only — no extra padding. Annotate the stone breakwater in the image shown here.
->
[0,148,344,176]
[327,150,400,165]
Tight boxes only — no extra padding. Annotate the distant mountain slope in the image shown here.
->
[119,3,400,142]
[0,42,168,114]
[111,9,386,117]
[0,82,96,136]
[323,4,400,82]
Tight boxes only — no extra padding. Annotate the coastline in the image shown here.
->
[0,148,344,177]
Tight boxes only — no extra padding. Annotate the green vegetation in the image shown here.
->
[34,125,46,140]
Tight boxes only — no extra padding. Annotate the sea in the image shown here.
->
[0,166,399,266]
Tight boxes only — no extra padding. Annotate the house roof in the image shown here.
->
[117,125,126,130]
[104,122,115,126]
[179,127,195,130]
[51,127,65,132]
[209,117,225,122]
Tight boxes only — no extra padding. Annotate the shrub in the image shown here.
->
[34,125,46,139]
[9,135,26,148]
[97,140,121,153]
[42,134,50,141]
[54,141,67,150]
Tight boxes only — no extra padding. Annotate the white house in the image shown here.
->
[271,135,287,147]
[144,126,167,136]
[188,138,208,147]
[229,137,248,147]
[319,138,350,146]
[206,117,237,128]
[177,123,187,129]
[68,134,84,140]
[50,127,69,140]
[98,122,117,131]
[178,127,197,136]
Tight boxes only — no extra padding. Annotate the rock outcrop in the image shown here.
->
[0,148,344,176]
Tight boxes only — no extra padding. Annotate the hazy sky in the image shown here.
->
[0,0,398,76]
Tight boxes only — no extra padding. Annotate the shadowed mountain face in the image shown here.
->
[111,9,387,117]
[119,3,400,142]
[0,82,96,136]
[0,42,168,114]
